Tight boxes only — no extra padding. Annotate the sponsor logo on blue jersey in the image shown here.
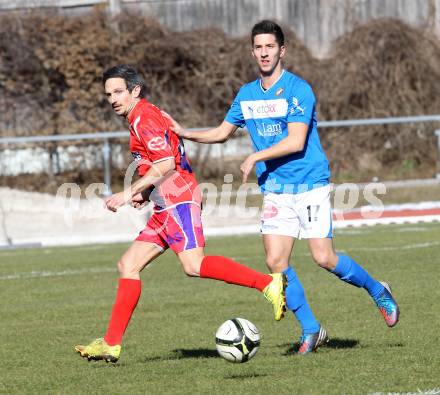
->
[241,99,288,119]
[257,122,282,137]
[291,97,305,115]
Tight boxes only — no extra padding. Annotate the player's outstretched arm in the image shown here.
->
[162,111,237,144]
[104,158,175,212]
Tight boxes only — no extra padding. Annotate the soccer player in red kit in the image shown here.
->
[75,65,286,363]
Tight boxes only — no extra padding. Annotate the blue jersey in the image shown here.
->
[225,70,330,194]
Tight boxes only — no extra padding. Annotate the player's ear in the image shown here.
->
[279,45,286,59]
[132,85,141,98]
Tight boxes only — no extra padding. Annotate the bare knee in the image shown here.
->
[311,250,337,270]
[181,262,200,277]
[179,252,204,277]
[266,254,288,273]
[117,258,139,278]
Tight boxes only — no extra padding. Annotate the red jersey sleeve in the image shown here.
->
[132,110,174,163]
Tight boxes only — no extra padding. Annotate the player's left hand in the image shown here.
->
[240,155,256,184]
[161,111,187,138]
[104,191,130,212]
[131,192,148,209]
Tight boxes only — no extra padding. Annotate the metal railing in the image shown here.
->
[1,115,440,192]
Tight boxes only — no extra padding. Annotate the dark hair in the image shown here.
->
[102,64,147,98]
[251,20,285,47]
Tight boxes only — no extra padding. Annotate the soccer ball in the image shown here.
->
[215,318,261,363]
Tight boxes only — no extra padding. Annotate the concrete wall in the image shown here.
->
[1,0,439,57]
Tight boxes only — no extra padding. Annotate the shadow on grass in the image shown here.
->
[385,342,404,348]
[224,373,269,380]
[143,348,218,362]
[280,338,360,355]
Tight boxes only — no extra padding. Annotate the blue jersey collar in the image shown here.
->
[259,69,285,94]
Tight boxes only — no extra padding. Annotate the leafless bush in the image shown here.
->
[317,19,440,176]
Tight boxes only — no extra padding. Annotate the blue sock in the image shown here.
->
[283,266,320,335]
[331,254,384,299]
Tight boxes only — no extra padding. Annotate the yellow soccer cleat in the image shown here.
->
[75,338,121,363]
[263,273,287,321]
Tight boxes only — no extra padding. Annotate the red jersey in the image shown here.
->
[127,99,200,211]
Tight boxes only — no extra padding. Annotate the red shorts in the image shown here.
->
[135,203,205,253]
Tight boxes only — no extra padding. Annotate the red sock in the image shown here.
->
[200,256,271,291]
[104,278,141,346]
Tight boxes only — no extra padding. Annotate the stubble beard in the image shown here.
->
[123,100,137,118]
[259,56,281,78]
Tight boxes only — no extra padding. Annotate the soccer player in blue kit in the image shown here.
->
[166,20,400,354]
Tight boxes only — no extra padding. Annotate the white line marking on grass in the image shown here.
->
[352,241,440,252]
[369,388,440,395]
[335,224,435,236]
[231,239,438,258]
[0,267,116,280]
[76,245,109,251]
[2,240,437,281]
[395,227,433,232]
[334,229,375,235]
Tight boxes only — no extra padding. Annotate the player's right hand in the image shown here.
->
[240,154,257,184]
[104,191,130,212]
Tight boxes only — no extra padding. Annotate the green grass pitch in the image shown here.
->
[1,223,439,394]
